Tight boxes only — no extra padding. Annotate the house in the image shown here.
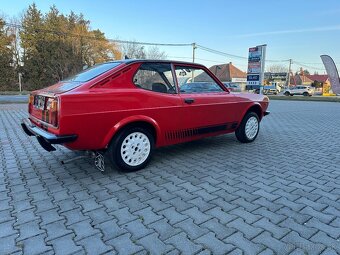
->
[209,62,247,82]
[208,62,247,90]
[306,74,329,85]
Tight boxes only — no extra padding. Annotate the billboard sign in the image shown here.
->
[247,74,260,81]
[246,45,267,90]
[247,62,261,74]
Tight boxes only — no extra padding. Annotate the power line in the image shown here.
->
[3,22,192,47]
[196,44,290,63]
[292,61,326,71]
[2,21,333,70]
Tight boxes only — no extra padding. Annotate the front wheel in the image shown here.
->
[303,92,309,97]
[235,112,260,143]
[108,127,154,171]
[284,91,290,96]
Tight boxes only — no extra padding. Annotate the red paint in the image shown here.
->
[27,60,269,151]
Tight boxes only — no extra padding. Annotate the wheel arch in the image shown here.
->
[102,115,160,149]
[242,103,263,121]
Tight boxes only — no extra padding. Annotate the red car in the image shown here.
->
[21,60,269,171]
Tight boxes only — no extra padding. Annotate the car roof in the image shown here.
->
[106,59,206,68]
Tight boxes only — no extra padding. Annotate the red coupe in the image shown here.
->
[22,60,269,171]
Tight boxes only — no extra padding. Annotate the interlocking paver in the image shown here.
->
[1,101,340,254]
[0,234,21,254]
[175,218,209,239]
[201,218,236,239]
[48,234,83,255]
[96,219,127,241]
[282,231,325,255]
[106,233,144,254]
[123,219,153,239]
[224,232,265,255]
[77,233,114,254]
[159,207,187,225]
[17,234,53,255]
[137,233,173,255]
[227,218,263,239]
[68,219,101,241]
[0,221,17,238]
[148,219,181,240]
[195,232,235,255]
[16,220,45,241]
[166,232,203,255]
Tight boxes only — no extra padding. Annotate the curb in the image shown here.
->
[267,96,340,103]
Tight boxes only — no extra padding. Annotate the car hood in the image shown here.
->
[232,92,268,102]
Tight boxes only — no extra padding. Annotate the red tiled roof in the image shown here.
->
[306,75,329,83]
[209,63,246,82]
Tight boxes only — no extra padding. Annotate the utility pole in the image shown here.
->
[286,59,292,88]
[192,43,196,63]
[18,73,22,93]
[259,44,267,94]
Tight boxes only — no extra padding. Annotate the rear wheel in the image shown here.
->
[284,91,290,96]
[108,127,154,171]
[235,112,260,143]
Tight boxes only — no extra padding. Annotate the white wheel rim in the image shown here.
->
[245,116,259,140]
[121,132,151,166]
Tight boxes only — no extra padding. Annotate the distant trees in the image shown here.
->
[267,64,287,73]
[0,4,168,91]
[0,18,17,90]
[122,42,167,60]
[0,4,122,91]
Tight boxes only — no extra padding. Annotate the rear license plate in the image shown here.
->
[34,95,46,110]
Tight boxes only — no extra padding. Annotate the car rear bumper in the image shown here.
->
[21,118,77,151]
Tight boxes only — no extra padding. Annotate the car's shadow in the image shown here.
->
[55,133,238,176]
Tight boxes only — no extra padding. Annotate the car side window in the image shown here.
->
[175,66,224,94]
[133,63,176,94]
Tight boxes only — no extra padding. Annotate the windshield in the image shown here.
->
[63,62,122,82]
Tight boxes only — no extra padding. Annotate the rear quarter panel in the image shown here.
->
[59,89,183,150]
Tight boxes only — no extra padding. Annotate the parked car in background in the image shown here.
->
[222,82,242,92]
[283,86,314,96]
[21,60,270,171]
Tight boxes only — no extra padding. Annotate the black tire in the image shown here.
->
[303,92,309,97]
[108,127,154,172]
[284,91,290,96]
[235,112,260,143]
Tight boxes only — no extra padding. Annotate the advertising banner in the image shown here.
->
[247,62,261,74]
[246,45,266,90]
[320,55,340,94]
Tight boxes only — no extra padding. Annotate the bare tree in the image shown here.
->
[146,46,167,60]
[121,41,146,59]
[121,41,166,60]
[267,64,287,73]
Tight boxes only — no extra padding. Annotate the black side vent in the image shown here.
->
[97,78,110,86]
[122,67,131,73]
[165,123,231,141]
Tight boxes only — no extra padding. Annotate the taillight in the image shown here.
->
[46,97,59,127]
[28,94,34,114]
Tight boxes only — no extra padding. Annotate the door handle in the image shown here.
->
[184,98,195,104]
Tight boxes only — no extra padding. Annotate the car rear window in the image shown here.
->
[63,62,122,82]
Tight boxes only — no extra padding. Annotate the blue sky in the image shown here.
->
[1,0,340,73]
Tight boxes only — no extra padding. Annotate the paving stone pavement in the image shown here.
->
[0,101,339,255]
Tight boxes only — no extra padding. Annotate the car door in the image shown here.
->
[131,62,185,146]
[174,64,239,137]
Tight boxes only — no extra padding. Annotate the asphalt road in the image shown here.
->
[0,101,339,254]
